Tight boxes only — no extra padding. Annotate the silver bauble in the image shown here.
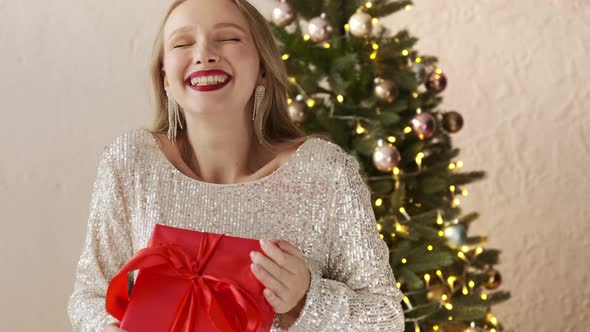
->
[348,11,373,37]
[410,112,436,138]
[444,223,467,248]
[271,0,296,27]
[308,13,333,43]
[374,78,399,103]
[288,101,307,124]
[372,140,401,173]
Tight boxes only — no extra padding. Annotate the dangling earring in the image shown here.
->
[166,91,183,145]
[252,85,265,121]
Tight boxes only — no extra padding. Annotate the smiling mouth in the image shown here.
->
[186,75,232,92]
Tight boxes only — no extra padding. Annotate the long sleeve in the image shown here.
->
[67,145,133,331]
[285,154,405,331]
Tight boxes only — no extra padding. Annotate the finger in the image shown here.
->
[263,287,289,313]
[275,240,304,258]
[259,239,299,273]
[251,262,290,301]
[251,250,294,282]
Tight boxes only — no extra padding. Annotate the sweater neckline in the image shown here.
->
[143,128,312,188]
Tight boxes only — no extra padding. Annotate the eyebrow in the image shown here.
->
[167,22,246,39]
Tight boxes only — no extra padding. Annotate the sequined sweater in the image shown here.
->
[67,127,405,332]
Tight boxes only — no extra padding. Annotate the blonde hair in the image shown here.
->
[148,0,329,154]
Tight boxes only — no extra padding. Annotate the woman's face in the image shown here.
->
[162,0,262,117]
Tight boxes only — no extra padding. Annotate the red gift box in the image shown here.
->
[106,224,275,332]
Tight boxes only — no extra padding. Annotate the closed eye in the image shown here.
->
[221,38,240,42]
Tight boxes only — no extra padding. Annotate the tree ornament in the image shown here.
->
[444,223,467,248]
[271,0,296,27]
[373,78,399,103]
[442,111,464,133]
[425,69,448,93]
[483,267,502,290]
[372,139,401,173]
[410,112,436,138]
[411,61,427,83]
[288,96,307,125]
[348,10,373,37]
[308,13,333,43]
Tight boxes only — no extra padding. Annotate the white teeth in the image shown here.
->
[190,75,229,87]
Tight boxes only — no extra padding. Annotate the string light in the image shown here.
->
[372,42,379,50]
[376,223,382,231]
[281,54,290,60]
[457,160,464,168]
[287,98,292,104]
[405,4,413,10]
[370,51,378,60]
[393,167,400,176]
[404,126,412,134]
[379,234,384,239]
[462,189,469,196]
[415,57,422,63]
[437,212,444,225]
[452,197,461,207]
[444,303,453,310]
[449,185,456,192]
[387,136,396,143]
[375,198,383,207]
[448,316,453,321]
[306,99,316,107]
[336,95,344,103]
[438,230,444,237]
[433,326,439,331]
[402,49,409,56]
[372,18,379,25]
[289,77,296,83]
[303,34,311,41]
[344,24,350,31]
[365,1,373,8]
[399,207,410,219]
[481,293,488,300]
[415,152,424,167]
[412,92,418,98]
[356,124,366,134]
[468,280,475,288]
[461,245,470,252]
[401,258,407,264]
[462,285,469,295]
[475,247,484,255]
[427,245,433,251]
[447,276,456,288]
[323,42,331,49]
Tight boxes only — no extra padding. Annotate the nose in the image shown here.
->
[192,40,220,64]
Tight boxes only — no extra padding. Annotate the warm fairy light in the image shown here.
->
[376,223,382,231]
[441,294,448,301]
[370,51,378,60]
[437,212,444,225]
[356,124,366,134]
[372,42,379,50]
[444,303,453,310]
[365,1,373,8]
[424,274,431,283]
[372,18,379,25]
[452,197,461,207]
[449,185,456,192]
[435,68,443,74]
[387,136,396,143]
[462,189,469,196]
[337,95,344,103]
[461,245,470,252]
[402,49,409,56]
[475,247,483,255]
[414,325,420,332]
[481,293,488,300]
[393,167,400,175]
[399,207,407,214]
[405,4,413,10]
[416,107,422,114]
[447,276,456,288]
[448,316,453,321]
[289,77,296,83]
[490,329,497,332]
[448,162,456,170]
[287,98,292,104]
[433,326,439,331]
[436,270,443,277]
[303,34,311,41]
[488,314,498,326]
[457,251,467,260]
[457,160,464,168]
[438,230,444,237]
[375,198,383,207]
[415,152,424,166]
[323,42,331,48]
[418,134,425,140]
[396,281,401,288]
[379,234,384,239]
[416,57,422,63]
[281,54,290,60]
[469,280,475,288]
[412,92,418,98]
[462,285,469,295]
[306,99,316,107]
[344,23,350,31]
[395,223,403,232]
[427,245,433,251]
[404,126,412,133]
[401,258,407,264]
[390,232,396,238]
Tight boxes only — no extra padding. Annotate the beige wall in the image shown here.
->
[1,0,588,330]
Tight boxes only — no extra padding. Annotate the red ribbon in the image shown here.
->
[106,234,261,332]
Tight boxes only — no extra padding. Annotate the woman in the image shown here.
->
[67,0,405,331]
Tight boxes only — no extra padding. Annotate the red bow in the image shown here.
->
[106,234,261,332]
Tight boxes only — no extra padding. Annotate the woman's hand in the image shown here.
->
[250,239,311,316]
[103,322,127,332]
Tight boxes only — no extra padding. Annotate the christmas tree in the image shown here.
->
[267,1,511,331]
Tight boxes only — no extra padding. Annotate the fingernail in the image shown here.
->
[260,239,267,247]
[250,251,257,259]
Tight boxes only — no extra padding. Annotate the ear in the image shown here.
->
[161,67,170,93]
